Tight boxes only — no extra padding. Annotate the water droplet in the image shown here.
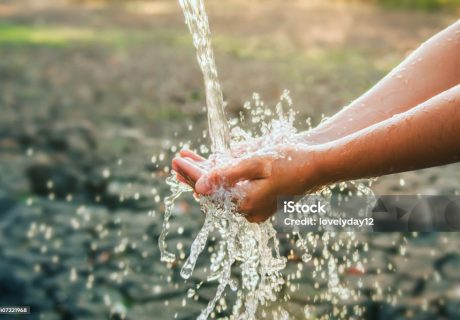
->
[102,168,111,178]
[301,253,312,262]
[70,268,77,282]
[187,288,196,298]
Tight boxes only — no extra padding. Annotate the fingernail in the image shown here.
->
[195,176,211,194]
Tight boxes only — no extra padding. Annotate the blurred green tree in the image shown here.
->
[351,0,460,10]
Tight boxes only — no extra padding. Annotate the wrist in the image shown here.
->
[292,145,331,192]
[308,143,343,188]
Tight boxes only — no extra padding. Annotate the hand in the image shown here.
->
[172,146,324,223]
[171,149,207,187]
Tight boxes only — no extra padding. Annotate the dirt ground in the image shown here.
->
[0,0,460,319]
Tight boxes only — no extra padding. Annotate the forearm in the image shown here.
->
[314,84,460,185]
[303,19,460,144]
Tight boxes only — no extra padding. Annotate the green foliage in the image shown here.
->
[0,23,96,46]
[0,23,191,49]
[376,0,460,10]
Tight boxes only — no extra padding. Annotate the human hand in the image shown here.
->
[172,146,325,222]
[171,149,207,187]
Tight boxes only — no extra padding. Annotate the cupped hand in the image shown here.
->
[172,146,325,223]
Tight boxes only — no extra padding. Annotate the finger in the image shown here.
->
[172,157,206,186]
[195,157,271,195]
[179,149,206,162]
[176,167,198,188]
[176,173,188,184]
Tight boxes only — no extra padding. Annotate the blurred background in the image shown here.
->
[1,0,460,319]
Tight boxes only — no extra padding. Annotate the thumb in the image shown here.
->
[195,157,271,195]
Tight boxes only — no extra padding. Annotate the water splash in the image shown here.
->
[159,0,375,318]
[159,175,191,263]
[159,90,298,318]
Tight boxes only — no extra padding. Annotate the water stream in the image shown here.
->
[159,1,373,319]
[178,0,230,154]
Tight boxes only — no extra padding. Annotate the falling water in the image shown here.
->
[158,93,294,318]
[159,0,375,319]
[178,0,230,154]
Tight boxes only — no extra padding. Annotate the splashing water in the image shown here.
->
[159,0,375,319]
[159,91,296,319]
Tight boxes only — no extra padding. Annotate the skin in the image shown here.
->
[172,20,460,223]
[301,19,460,144]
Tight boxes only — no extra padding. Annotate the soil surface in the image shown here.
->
[0,0,459,319]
